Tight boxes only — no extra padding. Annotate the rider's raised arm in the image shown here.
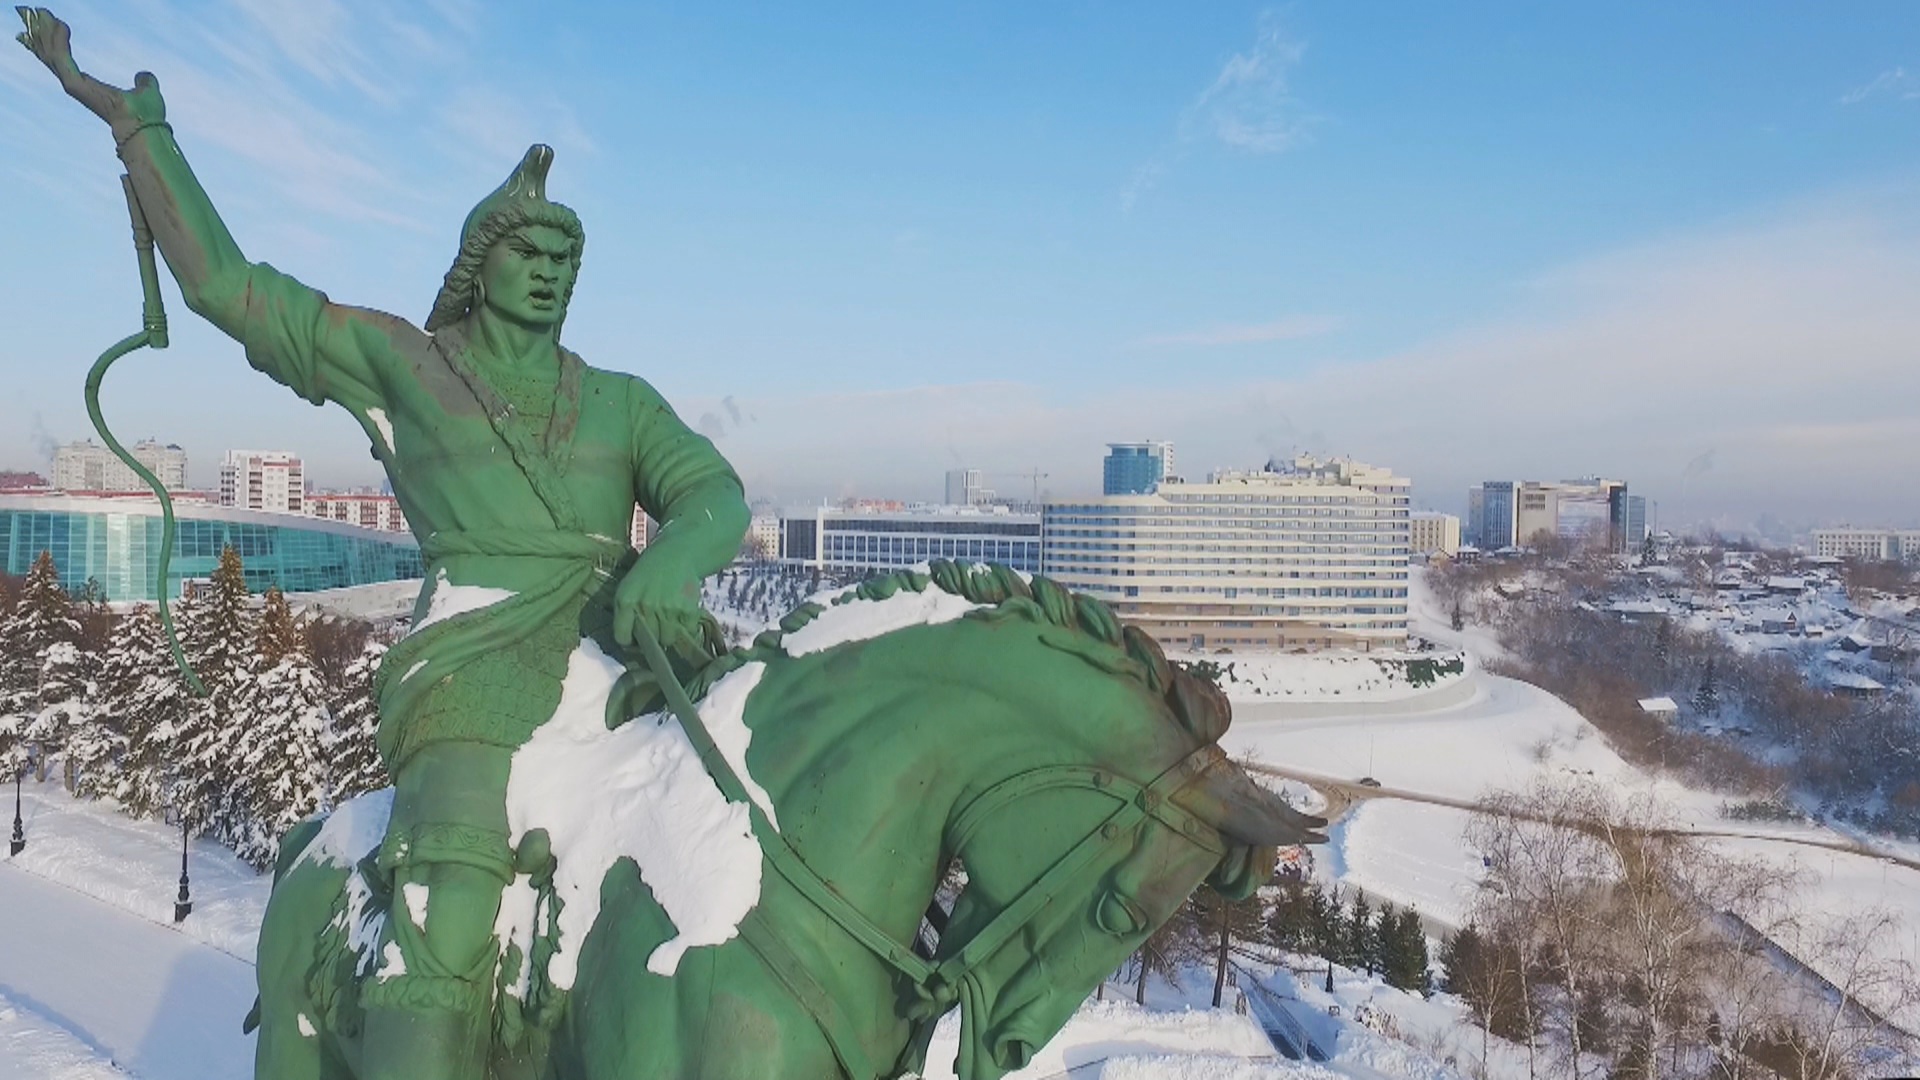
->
[118,123,397,414]
[17,9,394,414]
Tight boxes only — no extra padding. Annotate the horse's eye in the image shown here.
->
[1094,891,1145,937]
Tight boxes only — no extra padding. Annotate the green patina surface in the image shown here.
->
[18,10,1323,1079]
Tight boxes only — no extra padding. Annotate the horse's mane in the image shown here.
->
[693,560,1231,746]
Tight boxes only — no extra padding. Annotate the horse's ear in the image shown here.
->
[1168,669,1230,745]
[1176,750,1328,849]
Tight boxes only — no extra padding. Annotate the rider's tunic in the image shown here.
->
[236,262,742,769]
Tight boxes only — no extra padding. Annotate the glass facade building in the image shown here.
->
[1479,481,1517,550]
[1103,442,1172,496]
[0,494,422,601]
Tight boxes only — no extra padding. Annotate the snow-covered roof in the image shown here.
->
[286,579,423,622]
[1827,671,1886,692]
[1638,696,1679,714]
[1766,576,1807,591]
[1608,600,1669,616]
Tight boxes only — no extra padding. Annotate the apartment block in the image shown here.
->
[220,450,304,514]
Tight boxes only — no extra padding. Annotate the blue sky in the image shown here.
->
[3,1,1918,530]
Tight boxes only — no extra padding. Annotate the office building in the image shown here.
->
[1464,487,1486,547]
[1814,528,1920,562]
[781,506,1041,575]
[1043,454,1410,653]
[746,514,781,560]
[1409,511,1461,557]
[220,450,305,514]
[1480,481,1517,550]
[52,439,187,493]
[1103,441,1174,496]
[0,492,420,601]
[1473,478,1633,552]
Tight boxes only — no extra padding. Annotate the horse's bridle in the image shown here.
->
[633,615,1230,1080]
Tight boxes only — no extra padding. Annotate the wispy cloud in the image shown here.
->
[1180,14,1312,153]
[1839,67,1919,105]
[1136,314,1342,347]
[713,188,1920,526]
[1122,12,1314,211]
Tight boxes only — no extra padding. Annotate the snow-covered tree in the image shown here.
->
[328,639,388,802]
[94,605,192,814]
[29,639,97,792]
[0,552,81,782]
[174,546,255,836]
[231,646,333,868]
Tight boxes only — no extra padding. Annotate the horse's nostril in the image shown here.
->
[993,1035,1036,1070]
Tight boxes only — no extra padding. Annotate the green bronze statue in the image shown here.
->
[18,10,1325,1080]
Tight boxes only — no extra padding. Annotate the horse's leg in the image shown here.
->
[255,851,356,1080]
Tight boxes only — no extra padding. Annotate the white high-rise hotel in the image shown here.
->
[1043,454,1410,653]
[220,450,304,514]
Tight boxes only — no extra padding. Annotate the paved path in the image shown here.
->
[0,861,257,1080]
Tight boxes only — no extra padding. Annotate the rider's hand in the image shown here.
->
[613,552,703,655]
[16,7,167,142]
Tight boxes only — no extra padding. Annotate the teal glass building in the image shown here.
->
[0,494,422,601]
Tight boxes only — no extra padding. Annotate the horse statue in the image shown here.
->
[252,561,1325,1080]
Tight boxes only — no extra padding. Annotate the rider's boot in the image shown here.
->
[359,826,514,1080]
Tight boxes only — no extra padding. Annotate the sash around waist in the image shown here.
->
[421,528,631,567]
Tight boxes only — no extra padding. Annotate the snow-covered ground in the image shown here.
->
[0,833,261,1080]
[1163,652,1472,711]
[4,565,1914,1079]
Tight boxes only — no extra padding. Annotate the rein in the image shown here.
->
[626,623,1225,1079]
[84,175,204,694]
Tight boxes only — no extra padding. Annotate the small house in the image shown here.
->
[1827,672,1887,700]
[1638,697,1680,721]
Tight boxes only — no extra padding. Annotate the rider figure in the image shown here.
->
[18,11,751,1078]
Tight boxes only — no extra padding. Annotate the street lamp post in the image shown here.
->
[166,786,193,922]
[174,816,193,923]
[9,769,24,857]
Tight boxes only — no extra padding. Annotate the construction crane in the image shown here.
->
[987,469,1050,504]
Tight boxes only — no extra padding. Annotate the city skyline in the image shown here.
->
[3,2,1917,530]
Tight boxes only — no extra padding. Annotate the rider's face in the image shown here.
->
[478,225,577,329]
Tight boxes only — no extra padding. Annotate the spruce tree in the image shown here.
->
[1,552,81,782]
[328,639,389,802]
[1692,656,1719,716]
[232,645,333,868]
[1266,877,1318,953]
[1641,531,1658,564]
[1653,618,1672,672]
[32,639,98,793]
[1346,891,1376,973]
[1308,884,1343,961]
[254,587,304,668]
[95,606,191,814]
[1450,602,1464,632]
[1380,906,1432,995]
[175,546,255,837]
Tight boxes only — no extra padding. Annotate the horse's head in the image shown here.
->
[912,569,1325,1080]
